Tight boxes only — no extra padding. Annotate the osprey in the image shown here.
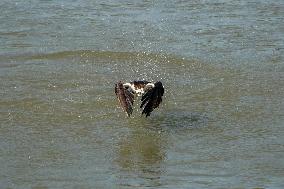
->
[115,80,164,117]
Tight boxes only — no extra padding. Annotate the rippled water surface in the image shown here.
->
[1,1,284,189]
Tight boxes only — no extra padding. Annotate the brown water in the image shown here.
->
[1,1,284,189]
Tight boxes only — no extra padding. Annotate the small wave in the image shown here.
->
[0,49,196,65]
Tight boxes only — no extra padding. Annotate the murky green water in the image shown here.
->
[1,1,284,189]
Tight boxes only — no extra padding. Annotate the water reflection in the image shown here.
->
[115,127,166,187]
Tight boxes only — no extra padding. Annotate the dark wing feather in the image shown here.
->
[115,81,134,117]
[140,81,164,117]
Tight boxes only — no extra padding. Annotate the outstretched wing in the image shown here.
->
[140,81,164,117]
[115,81,134,117]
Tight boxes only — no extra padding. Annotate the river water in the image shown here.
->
[0,0,284,189]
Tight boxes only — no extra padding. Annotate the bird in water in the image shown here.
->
[115,80,164,117]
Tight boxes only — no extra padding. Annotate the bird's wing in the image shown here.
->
[140,81,164,117]
[115,81,135,117]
